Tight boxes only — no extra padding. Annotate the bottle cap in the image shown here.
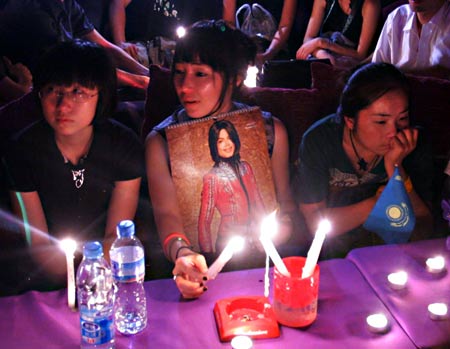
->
[117,220,135,238]
[83,241,103,259]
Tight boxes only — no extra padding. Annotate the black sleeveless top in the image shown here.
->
[320,0,364,45]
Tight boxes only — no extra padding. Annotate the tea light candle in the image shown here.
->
[60,238,77,310]
[207,236,245,280]
[387,271,408,290]
[366,313,389,333]
[426,256,446,273]
[231,335,253,349]
[428,303,448,320]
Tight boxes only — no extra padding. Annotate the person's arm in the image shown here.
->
[371,11,392,63]
[103,178,141,261]
[257,0,298,64]
[223,0,237,26]
[83,28,148,75]
[109,0,139,60]
[0,57,32,104]
[145,131,207,298]
[296,0,327,59]
[271,117,296,244]
[10,191,67,283]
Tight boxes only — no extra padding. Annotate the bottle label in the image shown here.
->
[112,256,145,282]
[80,306,114,345]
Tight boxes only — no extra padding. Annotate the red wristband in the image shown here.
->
[162,233,191,259]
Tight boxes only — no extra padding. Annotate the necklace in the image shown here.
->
[349,129,379,172]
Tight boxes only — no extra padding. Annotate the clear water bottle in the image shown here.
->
[76,241,115,349]
[110,220,147,334]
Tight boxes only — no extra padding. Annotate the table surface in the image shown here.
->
[0,258,417,349]
[347,238,450,349]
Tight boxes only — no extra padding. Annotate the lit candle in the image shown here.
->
[231,335,253,349]
[302,220,331,279]
[207,236,245,280]
[244,66,258,88]
[176,26,186,38]
[366,313,389,333]
[259,211,290,277]
[387,271,408,290]
[426,256,446,273]
[60,238,77,310]
[428,303,448,320]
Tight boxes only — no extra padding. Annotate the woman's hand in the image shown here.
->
[172,252,208,299]
[384,128,418,175]
[296,38,323,60]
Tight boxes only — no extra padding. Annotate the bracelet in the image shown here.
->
[175,245,195,260]
[404,176,414,193]
[162,233,191,258]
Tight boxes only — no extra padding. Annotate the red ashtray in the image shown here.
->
[214,295,280,341]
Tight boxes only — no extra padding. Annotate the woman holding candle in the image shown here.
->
[4,40,144,288]
[296,62,433,258]
[198,120,266,254]
[146,20,296,298]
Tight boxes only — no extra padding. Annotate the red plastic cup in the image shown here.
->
[273,256,320,327]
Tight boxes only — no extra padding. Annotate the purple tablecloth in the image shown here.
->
[347,238,450,349]
[0,258,415,348]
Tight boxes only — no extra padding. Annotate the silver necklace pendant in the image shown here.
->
[71,169,85,189]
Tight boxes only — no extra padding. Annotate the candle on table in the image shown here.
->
[302,219,331,279]
[207,236,245,280]
[60,238,77,310]
[426,256,446,273]
[259,211,290,277]
[387,271,408,290]
[366,313,389,333]
[428,303,448,320]
[231,335,253,349]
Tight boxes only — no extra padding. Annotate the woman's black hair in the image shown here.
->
[33,39,117,122]
[337,62,410,121]
[208,120,241,165]
[173,19,257,116]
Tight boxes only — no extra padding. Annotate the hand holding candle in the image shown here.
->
[259,211,290,277]
[60,238,77,310]
[207,236,245,280]
[302,219,331,279]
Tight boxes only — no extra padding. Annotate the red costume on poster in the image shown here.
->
[198,161,266,252]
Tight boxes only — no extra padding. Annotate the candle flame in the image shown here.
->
[317,219,331,236]
[244,65,258,88]
[176,26,186,38]
[60,238,77,255]
[260,210,278,239]
[228,236,245,253]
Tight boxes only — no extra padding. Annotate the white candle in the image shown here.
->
[302,220,331,279]
[428,303,448,320]
[231,335,253,349]
[259,211,290,277]
[426,256,446,273]
[387,271,408,290]
[244,66,258,88]
[207,236,245,280]
[366,313,389,333]
[60,238,77,310]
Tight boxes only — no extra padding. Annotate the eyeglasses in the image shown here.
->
[39,87,98,104]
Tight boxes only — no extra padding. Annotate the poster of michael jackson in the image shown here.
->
[166,107,277,255]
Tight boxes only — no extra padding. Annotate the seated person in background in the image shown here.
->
[109,0,221,63]
[442,158,450,227]
[372,0,450,79]
[0,0,149,91]
[145,20,296,299]
[296,63,433,259]
[3,40,144,288]
[296,0,380,68]
[223,0,298,66]
[0,56,32,106]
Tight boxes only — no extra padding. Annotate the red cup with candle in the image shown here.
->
[273,256,320,327]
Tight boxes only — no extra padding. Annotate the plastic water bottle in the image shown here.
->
[110,220,147,334]
[76,241,115,349]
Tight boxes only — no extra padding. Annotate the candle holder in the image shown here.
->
[428,303,448,320]
[366,313,389,334]
[387,271,408,290]
[426,256,446,274]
